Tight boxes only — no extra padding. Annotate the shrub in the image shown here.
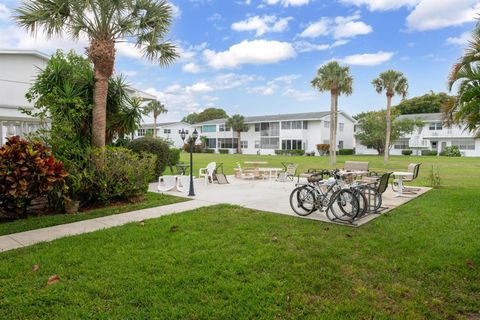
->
[183,143,203,153]
[427,165,441,189]
[204,149,215,154]
[167,148,181,168]
[338,148,355,155]
[127,137,171,176]
[316,144,330,155]
[0,136,68,217]
[401,149,413,156]
[274,150,305,156]
[439,146,461,157]
[421,150,438,156]
[219,149,229,154]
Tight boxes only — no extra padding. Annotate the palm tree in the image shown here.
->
[143,100,167,138]
[311,61,353,165]
[372,70,408,164]
[446,63,480,136]
[449,21,480,83]
[226,114,248,154]
[15,0,178,150]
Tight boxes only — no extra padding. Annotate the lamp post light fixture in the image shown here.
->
[180,128,198,196]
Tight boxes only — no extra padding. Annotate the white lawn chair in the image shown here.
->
[199,162,216,185]
[157,175,177,192]
[236,162,255,181]
[176,175,191,194]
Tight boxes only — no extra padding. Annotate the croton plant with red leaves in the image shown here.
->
[0,136,68,216]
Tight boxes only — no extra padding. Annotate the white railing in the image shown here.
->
[409,139,429,148]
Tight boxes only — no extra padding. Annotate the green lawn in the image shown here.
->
[0,154,479,319]
[0,192,188,236]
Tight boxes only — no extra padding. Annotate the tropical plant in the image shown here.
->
[445,63,480,136]
[311,61,353,165]
[182,108,228,124]
[439,145,461,157]
[226,114,249,154]
[15,0,179,150]
[449,21,480,82]
[0,136,68,217]
[372,70,409,164]
[127,137,173,177]
[355,110,419,155]
[395,92,455,115]
[143,100,168,138]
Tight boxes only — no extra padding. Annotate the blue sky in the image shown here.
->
[0,0,479,122]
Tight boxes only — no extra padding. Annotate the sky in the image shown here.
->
[0,0,479,123]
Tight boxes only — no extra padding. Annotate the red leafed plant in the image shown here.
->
[0,136,68,217]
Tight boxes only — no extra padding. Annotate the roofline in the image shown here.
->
[140,121,193,127]
[0,49,50,61]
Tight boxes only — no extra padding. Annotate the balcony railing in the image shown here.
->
[409,139,429,148]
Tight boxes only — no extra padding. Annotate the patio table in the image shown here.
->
[175,163,190,175]
[392,171,414,197]
[258,167,283,181]
[244,161,269,179]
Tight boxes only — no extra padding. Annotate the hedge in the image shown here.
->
[218,149,229,154]
[338,148,355,155]
[421,150,438,156]
[274,150,306,156]
[401,149,413,156]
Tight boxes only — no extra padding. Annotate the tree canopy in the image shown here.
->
[355,110,420,155]
[182,108,228,124]
[395,92,455,115]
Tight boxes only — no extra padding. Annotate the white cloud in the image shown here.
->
[182,62,201,73]
[338,51,394,66]
[282,88,316,101]
[446,32,472,46]
[263,0,310,6]
[186,82,213,93]
[294,39,349,52]
[0,3,10,21]
[231,15,293,36]
[213,73,261,89]
[170,3,181,18]
[299,14,372,39]
[208,13,222,21]
[339,0,418,11]
[203,39,296,69]
[247,74,301,95]
[406,0,480,31]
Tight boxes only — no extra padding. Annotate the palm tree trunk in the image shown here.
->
[92,69,108,149]
[237,131,241,154]
[329,91,336,166]
[384,94,392,164]
[153,115,157,139]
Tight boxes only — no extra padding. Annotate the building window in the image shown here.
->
[202,125,216,133]
[205,138,216,149]
[303,121,308,129]
[429,122,442,130]
[255,123,260,132]
[282,139,302,150]
[240,141,248,148]
[452,139,475,150]
[255,140,260,148]
[292,121,302,130]
[324,121,330,128]
[339,123,344,132]
[260,122,279,136]
[164,129,171,134]
[394,139,409,149]
[338,141,344,149]
[281,121,291,130]
[137,129,146,137]
[219,124,231,132]
[260,137,279,149]
[217,138,238,149]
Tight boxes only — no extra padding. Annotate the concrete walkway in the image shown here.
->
[0,199,213,253]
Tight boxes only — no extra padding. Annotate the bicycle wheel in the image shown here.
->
[361,186,382,213]
[289,186,316,216]
[351,189,368,218]
[328,189,359,221]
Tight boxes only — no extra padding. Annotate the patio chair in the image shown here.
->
[199,162,216,185]
[392,163,421,193]
[157,175,177,192]
[176,175,191,194]
[277,163,298,182]
[344,161,369,172]
[236,162,255,181]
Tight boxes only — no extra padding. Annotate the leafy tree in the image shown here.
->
[226,114,249,154]
[143,100,168,138]
[182,113,200,124]
[355,111,419,155]
[15,0,178,150]
[395,92,455,115]
[372,70,408,164]
[197,108,228,123]
[446,63,480,136]
[311,61,353,165]
[24,50,144,161]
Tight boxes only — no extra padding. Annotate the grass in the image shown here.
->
[0,154,479,318]
[0,192,188,236]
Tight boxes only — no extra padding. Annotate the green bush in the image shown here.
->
[439,146,461,157]
[421,150,438,156]
[274,150,306,156]
[219,149,229,154]
[183,143,203,153]
[167,148,181,168]
[127,137,171,176]
[338,148,355,155]
[204,149,215,154]
[0,136,68,217]
[401,149,413,156]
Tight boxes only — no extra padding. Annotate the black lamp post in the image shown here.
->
[180,128,198,196]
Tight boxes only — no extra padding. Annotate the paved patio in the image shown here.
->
[154,175,431,227]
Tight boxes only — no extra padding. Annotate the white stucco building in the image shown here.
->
[356,113,480,157]
[133,122,195,148]
[0,49,156,144]
[192,111,356,155]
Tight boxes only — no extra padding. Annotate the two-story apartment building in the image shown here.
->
[193,111,356,155]
[356,113,480,157]
[133,122,195,148]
